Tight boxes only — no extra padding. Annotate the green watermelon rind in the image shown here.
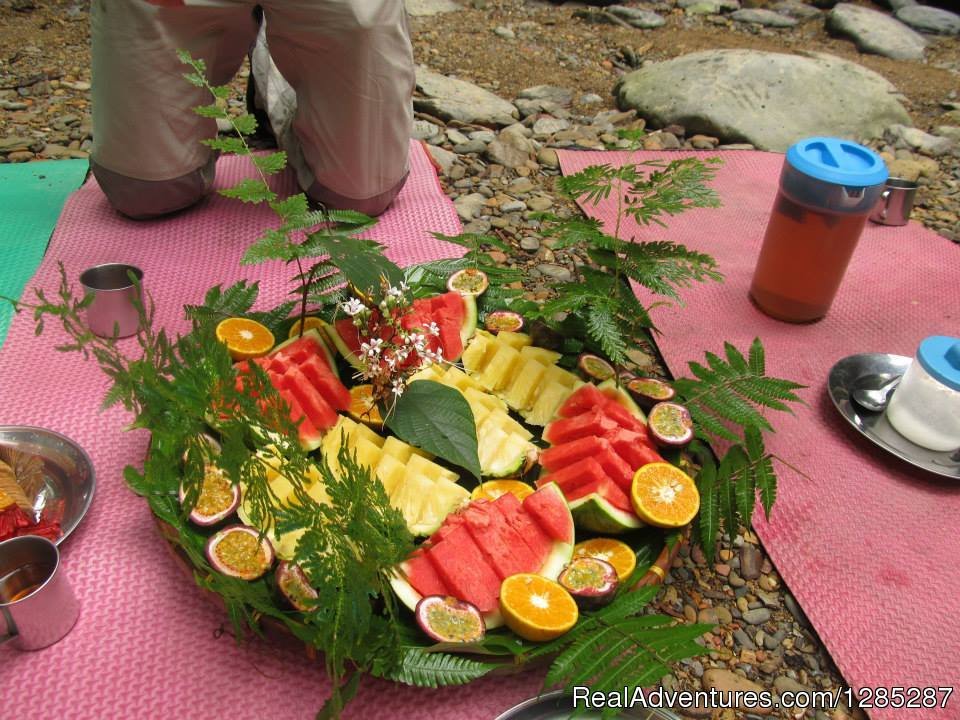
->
[459,293,478,349]
[323,321,365,371]
[568,493,644,534]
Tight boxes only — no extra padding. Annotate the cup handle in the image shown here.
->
[878,189,891,220]
[0,605,17,644]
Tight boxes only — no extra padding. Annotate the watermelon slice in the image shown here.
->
[558,383,608,418]
[390,484,573,629]
[543,408,619,445]
[607,428,663,469]
[536,456,608,496]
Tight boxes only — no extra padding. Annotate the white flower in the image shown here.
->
[425,321,440,337]
[392,379,405,398]
[341,298,365,317]
[360,338,383,359]
[386,285,403,299]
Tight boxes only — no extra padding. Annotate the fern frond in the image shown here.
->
[385,649,498,687]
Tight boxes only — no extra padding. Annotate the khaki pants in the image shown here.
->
[90,0,414,218]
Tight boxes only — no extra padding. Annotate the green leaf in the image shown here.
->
[220,178,276,204]
[303,233,403,296]
[252,152,287,175]
[385,380,481,479]
[271,194,310,223]
[241,229,294,264]
[384,648,497,687]
[232,113,258,135]
[193,104,226,120]
[202,136,249,155]
[718,445,747,538]
[696,458,719,561]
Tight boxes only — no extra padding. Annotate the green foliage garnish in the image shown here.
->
[675,339,806,560]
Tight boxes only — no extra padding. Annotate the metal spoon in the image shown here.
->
[851,373,902,413]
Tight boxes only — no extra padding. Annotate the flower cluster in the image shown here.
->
[340,279,445,409]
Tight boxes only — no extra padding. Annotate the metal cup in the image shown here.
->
[79,263,144,338]
[0,535,79,650]
[869,178,918,226]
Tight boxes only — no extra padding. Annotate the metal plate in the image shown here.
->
[0,426,96,544]
[494,690,681,720]
[827,354,960,479]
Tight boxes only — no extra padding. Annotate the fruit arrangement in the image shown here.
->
[175,272,703,662]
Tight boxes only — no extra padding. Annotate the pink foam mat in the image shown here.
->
[0,141,546,718]
[559,148,960,719]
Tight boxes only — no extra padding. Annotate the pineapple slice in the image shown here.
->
[350,420,386,449]
[524,381,577,426]
[503,358,548,412]
[353,436,383,473]
[461,332,496,373]
[519,345,562,365]
[442,365,483,392]
[477,424,509,471]
[381,435,414,463]
[407,453,459,484]
[375,453,407,497]
[464,386,507,415]
[481,407,534,441]
[389,472,430,523]
[414,481,469,536]
[477,344,521,392]
[495,331,532,350]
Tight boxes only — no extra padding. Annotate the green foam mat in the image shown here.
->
[0,159,88,346]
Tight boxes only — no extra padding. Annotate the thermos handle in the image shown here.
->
[0,605,17,644]
[877,189,891,220]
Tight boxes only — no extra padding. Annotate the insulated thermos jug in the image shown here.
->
[750,138,888,323]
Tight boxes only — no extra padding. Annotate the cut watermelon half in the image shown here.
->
[390,483,574,629]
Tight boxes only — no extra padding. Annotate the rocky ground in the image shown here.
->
[2,1,958,718]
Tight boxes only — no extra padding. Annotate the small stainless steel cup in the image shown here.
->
[0,535,79,650]
[869,178,918,226]
[79,263,144,338]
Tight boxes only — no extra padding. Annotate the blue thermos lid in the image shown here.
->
[917,336,960,392]
[786,137,889,188]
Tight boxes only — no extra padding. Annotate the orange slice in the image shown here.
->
[499,573,579,642]
[215,318,275,360]
[348,385,384,427]
[630,462,699,529]
[287,316,326,339]
[573,538,637,583]
[470,480,535,503]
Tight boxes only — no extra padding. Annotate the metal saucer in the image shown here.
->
[0,426,96,544]
[826,353,960,480]
[494,690,681,720]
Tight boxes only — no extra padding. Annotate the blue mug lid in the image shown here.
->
[786,137,889,188]
[917,335,960,392]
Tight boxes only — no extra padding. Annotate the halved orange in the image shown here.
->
[347,385,384,427]
[573,538,637,583]
[499,573,579,642]
[215,317,275,360]
[287,316,327,339]
[471,480,535,503]
[630,462,699,529]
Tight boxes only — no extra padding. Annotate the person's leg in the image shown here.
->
[90,0,258,219]
[261,0,414,216]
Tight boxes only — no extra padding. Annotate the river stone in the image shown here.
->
[886,124,955,156]
[827,4,927,61]
[426,144,457,174]
[678,0,740,10]
[453,192,487,221]
[731,8,798,26]
[702,669,766,702]
[607,5,667,28]
[615,50,910,152]
[771,0,822,21]
[415,67,519,126]
[517,84,574,106]
[895,5,960,35]
[405,0,461,16]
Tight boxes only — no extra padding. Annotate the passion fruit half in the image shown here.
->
[205,525,275,581]
[558,557,619,609]
[627,377,676,410]
[578,353,615,381]
[485,310,524,334]
[179,463,240,526]
[415,595,486,643]
[276,561,319,612]
[447,268,489,297]
[647,401,694,447]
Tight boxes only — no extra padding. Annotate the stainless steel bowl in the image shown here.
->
[0,426,96,544]
[494,690,682,720]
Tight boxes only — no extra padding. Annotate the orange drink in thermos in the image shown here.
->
[750,138,888,323]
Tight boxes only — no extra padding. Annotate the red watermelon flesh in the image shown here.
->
[539,435,611,473]
[299,355,351,410]
[333,318,363,356]
[558,384,607,418]
[461,503,537,579]
[607,428,663,468]
[490,492,553,565]
[536,457,607,496]
[566,476,633,512]
[600,397,647,435]
[404,550,449,599]
[277,387,322,449]
[428,508,470,545]
[543,408,618,445]
[594,444,635,491]
[425,524,502,613]
[522,484,574,544]
[278,367,339,432]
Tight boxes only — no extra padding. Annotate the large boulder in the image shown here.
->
[895,5,960,35]
[614,49,911,152]
[414,67,519,127]
[827,4,927,60]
